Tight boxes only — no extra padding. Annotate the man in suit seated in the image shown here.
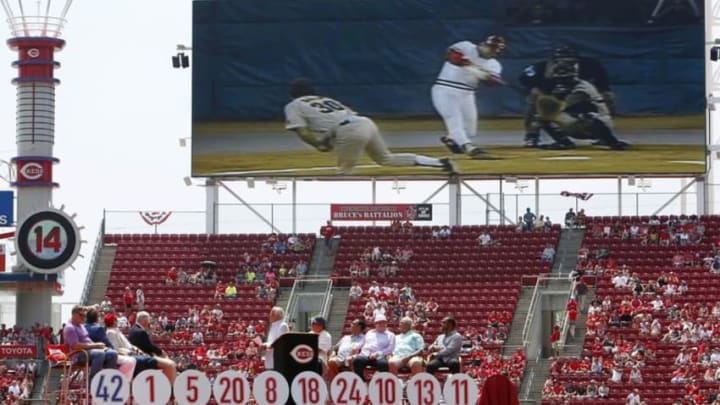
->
[128,311,177,383]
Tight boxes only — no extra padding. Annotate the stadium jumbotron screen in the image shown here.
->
[191,0,705,178]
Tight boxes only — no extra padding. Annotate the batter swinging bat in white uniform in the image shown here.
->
[431,35,506,158]
[284,78,457,175]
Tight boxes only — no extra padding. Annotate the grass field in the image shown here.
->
[193,144,706,177]
[193,115,705,177]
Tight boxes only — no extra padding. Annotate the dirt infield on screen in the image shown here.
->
[192,117,705,177]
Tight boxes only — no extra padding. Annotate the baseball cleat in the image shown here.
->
[439,158,459,174]
[609,141,629,150]
[524,134,540,148]
[540,141,576,150]
[463,145,503,160]
[441,136,464,154]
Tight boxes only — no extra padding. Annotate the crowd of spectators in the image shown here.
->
[350,282,437,332]
[347,245,413,279]
[586,215,704,246]
[0,360,36,404]
[544,215,720,404]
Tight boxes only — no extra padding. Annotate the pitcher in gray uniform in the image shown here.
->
[284,78,457,175]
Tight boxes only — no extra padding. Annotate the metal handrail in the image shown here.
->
[559,280,577,351]
[80,218,105,305]
[521,276,543,346]
[284,278,333,323]
[522,369,535,400]
[319,280,333,319]
[284,279,300,323]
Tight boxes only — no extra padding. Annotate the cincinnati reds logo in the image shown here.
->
[289,344,314,364]
[27,48,40,58]
[20,162,44,180]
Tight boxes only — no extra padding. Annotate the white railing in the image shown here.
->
[6,15,66,37]
[284,278,333,323]
[521,274,574,346]
[319,279,333,320]
[558,277,577,351]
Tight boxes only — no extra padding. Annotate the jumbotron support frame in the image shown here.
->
[707,0,720,214]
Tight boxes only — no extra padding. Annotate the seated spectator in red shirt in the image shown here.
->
[165,267,178,284]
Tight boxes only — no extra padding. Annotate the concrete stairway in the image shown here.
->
[503,287,534,356]
[552,229,585,274]
[562,283,596,358]
[520,358,554,402]
[327,288,350,341]
[308,238,339,276]
[306,238,350,340]
[83,245,117,306]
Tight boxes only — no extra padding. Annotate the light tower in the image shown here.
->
[2,1,80,327]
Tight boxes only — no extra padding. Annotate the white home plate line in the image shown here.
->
[668,161,705,165]
[216,164,380,176]
[539,156,591,161]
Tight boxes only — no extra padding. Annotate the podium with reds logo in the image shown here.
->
[272,332,320,405]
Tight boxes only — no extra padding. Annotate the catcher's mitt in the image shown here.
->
[536,95,565,121]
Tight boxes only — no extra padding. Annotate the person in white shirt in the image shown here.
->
[310,316,332,376]
[432,35,505,158]
[7,380,21,397]
[541,245,556,261]
[367,282,381,297]
[612,273,629,288]
[352,314,395,381]
[477,232,492,246]
[328,318,366,380]
[651,296,664,311]
[263,306,289,370]
[349,284,363,300]
[116,313,128,329]
[625,388,641,405]
[135,285,145,311]
[284,78,456,175]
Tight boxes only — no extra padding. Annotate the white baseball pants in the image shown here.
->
[431,84,477,147]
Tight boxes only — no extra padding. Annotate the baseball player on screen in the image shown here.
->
[518,45,614,148]
[284,78,458,175]
[431,35,506,159]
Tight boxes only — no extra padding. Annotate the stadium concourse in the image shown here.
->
[11,214,720,404]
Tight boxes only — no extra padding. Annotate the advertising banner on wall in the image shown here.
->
[330,204,432,221]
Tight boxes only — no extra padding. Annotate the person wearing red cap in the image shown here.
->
[103,313,157,377]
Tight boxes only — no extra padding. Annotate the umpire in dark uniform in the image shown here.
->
[518,45,614,147]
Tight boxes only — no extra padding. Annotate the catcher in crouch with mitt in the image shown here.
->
[284,78,458,175]
[534,61,628,151]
